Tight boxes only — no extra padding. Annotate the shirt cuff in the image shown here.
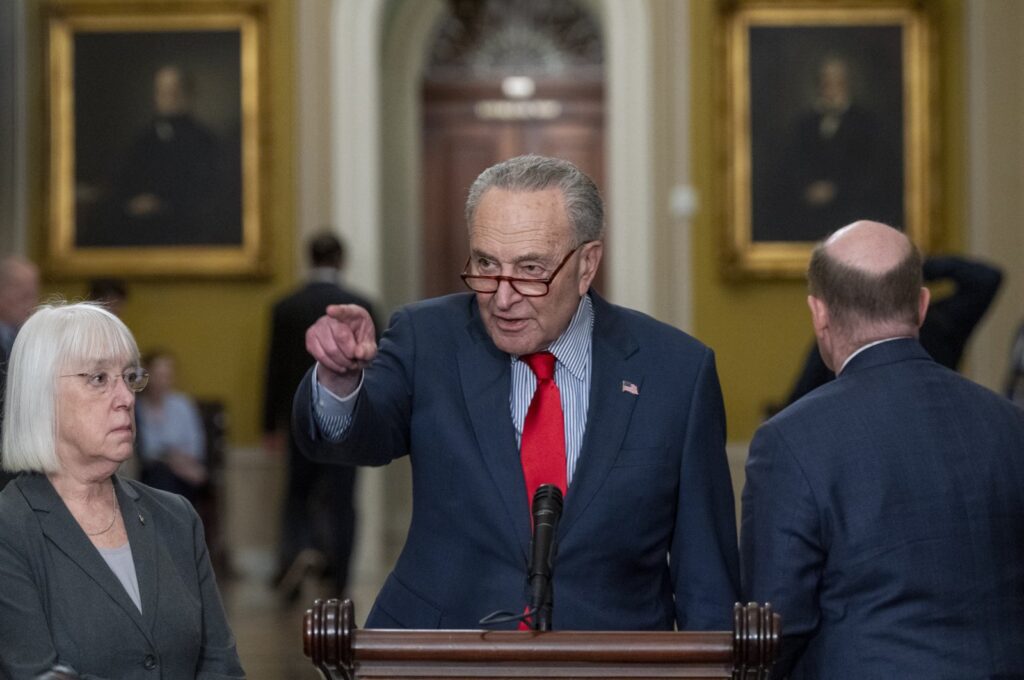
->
[311,364,362,441]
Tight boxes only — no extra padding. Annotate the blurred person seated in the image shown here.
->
[0,302,243,679]
[86,278,128,318]
[779,254,1003,409]
[135,349,208,504]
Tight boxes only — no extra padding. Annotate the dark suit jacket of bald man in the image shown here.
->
[743,339,1024,679]
[293,291,740,631]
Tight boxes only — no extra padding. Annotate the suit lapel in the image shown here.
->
[559,297,641,537]
[458,305,533,560]
[119,480,161,634]
[23,475,153,643]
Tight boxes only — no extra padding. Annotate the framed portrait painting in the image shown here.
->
[45,1,268,277]
[722,1,936,278]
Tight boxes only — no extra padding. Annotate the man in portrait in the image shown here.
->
[83,64,240,248]
[754,50,903,243]
[784,55,900,239]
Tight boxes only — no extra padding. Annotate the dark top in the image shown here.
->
[0,474,244,680]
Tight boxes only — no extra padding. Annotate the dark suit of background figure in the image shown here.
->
[98,113,231,248]
[783,104,899,239]
[293,291,740,631]
[743,339,1024,679]
[0,335,13,490]
[0,474,243,679]
[264,275,376,597]
[0,256,38,492]
[785,255,1003,405]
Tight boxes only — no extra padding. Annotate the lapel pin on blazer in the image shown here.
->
[621,380,639,396]
[138,513,145,525]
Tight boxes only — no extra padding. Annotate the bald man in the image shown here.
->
[741,222,1024,679]
[0,255,40,489]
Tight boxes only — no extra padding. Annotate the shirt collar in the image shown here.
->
[513,293,594,382]
[309,267,340,285]
[838,336,913,374]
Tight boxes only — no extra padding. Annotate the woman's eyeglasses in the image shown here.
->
[60,368,150,394]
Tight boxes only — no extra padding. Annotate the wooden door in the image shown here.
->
[422,80,605,298]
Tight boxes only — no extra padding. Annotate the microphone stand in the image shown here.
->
[527,484,564,631]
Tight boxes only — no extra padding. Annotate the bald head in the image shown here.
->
[824,220,914,274]
[0,255,40,327]
[807,221,928,370]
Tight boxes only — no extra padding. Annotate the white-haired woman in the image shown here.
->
[0,302,243,679]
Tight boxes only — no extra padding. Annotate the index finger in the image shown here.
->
[325,304,371,323]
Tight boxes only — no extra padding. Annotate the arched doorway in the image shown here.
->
[419,0,606,297]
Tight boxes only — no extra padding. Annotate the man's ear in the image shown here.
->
[578,241,603,295]
[916,286,930,328]
[807,295,829,336]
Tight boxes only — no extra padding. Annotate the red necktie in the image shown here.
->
[519,352,566,631]
[520,352,567,510]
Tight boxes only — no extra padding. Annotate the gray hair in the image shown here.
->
[2,302,139,474]
[464,155,605,243]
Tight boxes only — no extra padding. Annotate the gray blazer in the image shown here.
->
[0,474,244,680]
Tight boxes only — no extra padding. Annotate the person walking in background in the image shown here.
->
[742,221,1024,678]
[264,232,377,602]
[0,254,40,491]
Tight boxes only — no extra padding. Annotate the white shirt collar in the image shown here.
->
[838,336,913,374]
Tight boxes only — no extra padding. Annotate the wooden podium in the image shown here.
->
[304,599,780,680]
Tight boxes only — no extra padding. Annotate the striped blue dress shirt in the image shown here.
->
[313,295,595,486]
[509,294,592,485]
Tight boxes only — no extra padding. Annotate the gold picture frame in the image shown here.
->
[722,1,935,278]
[45,1,268,278]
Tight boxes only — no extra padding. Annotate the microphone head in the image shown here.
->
[532,483,564,516]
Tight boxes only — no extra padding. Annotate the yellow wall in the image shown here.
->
[28,0,297,446]
[689,0,965,440]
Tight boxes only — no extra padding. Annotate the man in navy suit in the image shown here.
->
[294,155,739,630]
[742,221,1024,678]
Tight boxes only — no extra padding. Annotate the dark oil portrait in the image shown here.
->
[72,31,243,248]
[748,25,905,243]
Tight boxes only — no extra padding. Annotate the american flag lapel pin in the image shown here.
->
[621,380,639,396]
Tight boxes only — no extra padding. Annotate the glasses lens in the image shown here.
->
[511,280,548,297]
[125,369,149,392]
[462,276,498,293]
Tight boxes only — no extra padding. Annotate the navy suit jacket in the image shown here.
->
[0,474,243,680]
[294,292,740,630]
[743,339,1024,679]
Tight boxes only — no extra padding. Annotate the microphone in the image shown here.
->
[527,484,564,631]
